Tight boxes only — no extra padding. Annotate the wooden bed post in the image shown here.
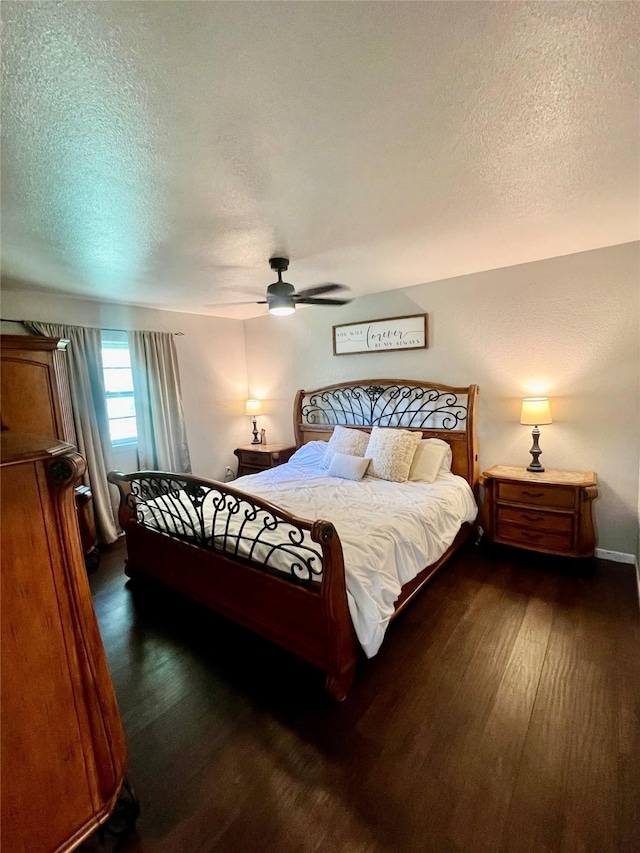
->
[107,472,135,529]
[466,384,480,493]
[312,520,359,701]
[293,389,304,447]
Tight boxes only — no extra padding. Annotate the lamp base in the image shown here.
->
[527,426,544,472]
[251,417,261,444]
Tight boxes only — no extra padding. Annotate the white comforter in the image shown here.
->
[232,441,477,657]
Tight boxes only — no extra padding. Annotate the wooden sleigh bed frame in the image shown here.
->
[109,379,479,700]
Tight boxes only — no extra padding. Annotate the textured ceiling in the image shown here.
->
[1,1,639,318]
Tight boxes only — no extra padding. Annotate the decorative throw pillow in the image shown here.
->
[409,439,452,483]
[364,427,422,483]
[328,452,371,481]
[322,426,370,469]
[438,439,453,473]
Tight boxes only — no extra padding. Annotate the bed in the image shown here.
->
[109,379,479,700]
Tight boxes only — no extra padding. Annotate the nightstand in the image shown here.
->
[233,444,296,477]
[479,465,598,557]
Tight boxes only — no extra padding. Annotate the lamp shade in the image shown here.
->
[520,397,552,426]
[245,399,262,417]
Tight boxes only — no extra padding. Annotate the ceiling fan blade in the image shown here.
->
[294,297,351,306]
[203,300,268,306]
[294,282,348,298]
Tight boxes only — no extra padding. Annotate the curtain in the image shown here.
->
[128,330,191,473]
[24,321,120,544]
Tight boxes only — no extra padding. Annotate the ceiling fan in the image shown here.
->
[222,257,351,316]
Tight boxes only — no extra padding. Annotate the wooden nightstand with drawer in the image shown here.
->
[233,444,296,478]
[479,465,598,557]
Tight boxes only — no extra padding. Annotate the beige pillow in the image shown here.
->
[409,439,452,483]
[364,427,422,482]
[328,452,371,481]
[322,426,370,469]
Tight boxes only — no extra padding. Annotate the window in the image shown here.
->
[101,332,137,445]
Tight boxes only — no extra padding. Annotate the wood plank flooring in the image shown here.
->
[81,540,639,852]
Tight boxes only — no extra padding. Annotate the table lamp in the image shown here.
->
[520,397,552,472]
[245,399,262,444]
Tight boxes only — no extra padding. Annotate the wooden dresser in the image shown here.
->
[479,465,598,557]
[0,334,98,559]
[0,335,76,442]
[0,433,128,852]
[234,444,296,477]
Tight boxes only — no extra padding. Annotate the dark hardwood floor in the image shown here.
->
[82,540,639,852]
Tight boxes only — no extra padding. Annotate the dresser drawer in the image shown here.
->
[238,465,265,476]
[496,522,573,552]
[496,481,576,509]
[240,451,269,468]
[496,506,573,534]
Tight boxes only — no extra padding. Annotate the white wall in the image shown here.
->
[0,291,248,480]
[244,242,640,556]
[3,242,638,555]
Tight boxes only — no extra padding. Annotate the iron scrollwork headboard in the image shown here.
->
[300,383,468,430]
[293,379,479,488]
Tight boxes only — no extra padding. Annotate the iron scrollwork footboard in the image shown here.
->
[108,471,332,586]
[108,469,357,700]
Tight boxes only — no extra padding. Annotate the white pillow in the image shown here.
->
[328,452,371,481]
[439,439,453,473]
[409,438,452,483]
[322,426,370,469]
[364,427,422,483]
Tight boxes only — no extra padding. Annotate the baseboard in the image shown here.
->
[594,548,636,565]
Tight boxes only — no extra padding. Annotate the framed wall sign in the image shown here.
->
[333,314,428,356]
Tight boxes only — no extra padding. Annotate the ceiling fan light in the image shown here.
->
[269,302,295,316]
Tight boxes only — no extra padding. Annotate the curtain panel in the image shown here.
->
[128,330,191,473]
[24,321,120,544]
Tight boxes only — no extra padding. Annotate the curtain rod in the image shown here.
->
[0,318,184,336]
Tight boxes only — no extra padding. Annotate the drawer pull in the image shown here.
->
[522,513,542,522]
[521,531,543,540]
[522,490,544,498]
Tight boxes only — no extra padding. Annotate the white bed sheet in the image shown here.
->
[231,441,478,657]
